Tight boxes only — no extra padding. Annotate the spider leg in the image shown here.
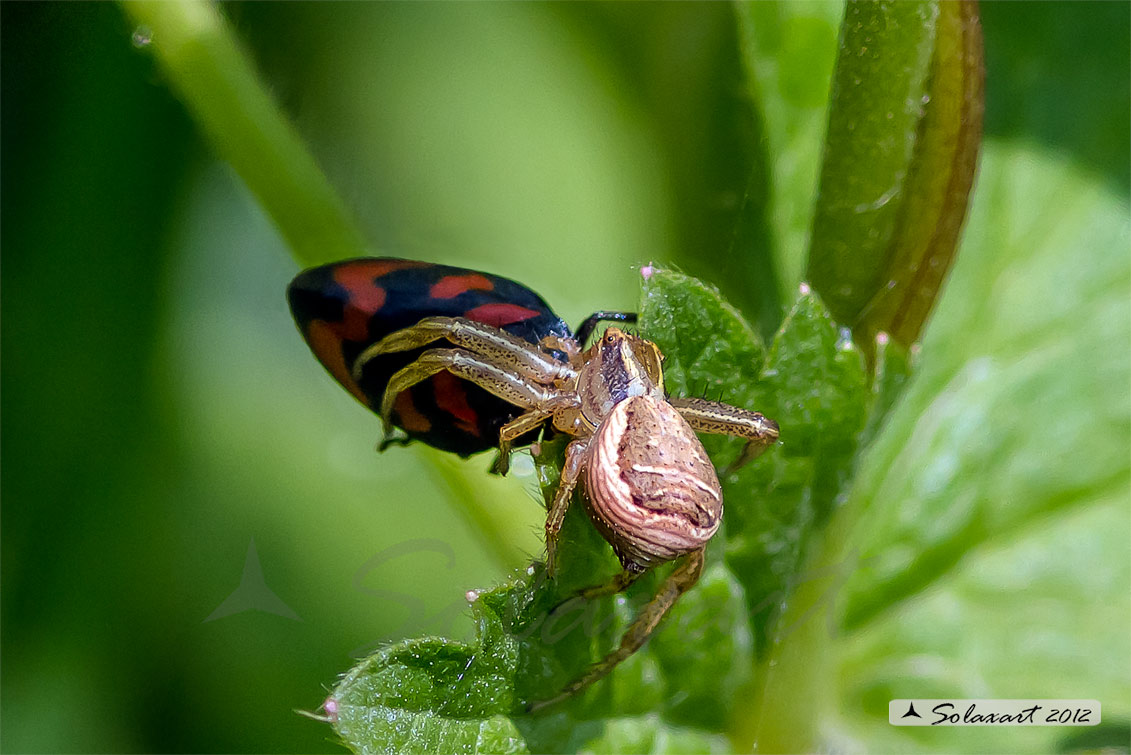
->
[547,567,646,616]
[494,409,554,475]
[376,433,413,453]
[353,316,575,386]
[378,347,554,437]
[526,548,705,713]
[574,310,637,344]
[545,439,587,577]
[668,397,780,475]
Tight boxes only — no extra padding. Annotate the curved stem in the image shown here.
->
[121,0,368,267]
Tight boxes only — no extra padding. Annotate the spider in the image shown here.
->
[350,316,780,711]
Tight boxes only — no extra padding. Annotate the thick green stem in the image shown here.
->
[121,0,368,267]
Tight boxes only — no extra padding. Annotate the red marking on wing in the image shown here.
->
[333,266,389,341]
[306,321,370,407]
[348,258,430,280]
[429,273,494,300]
[464,302,542,328]
[394,391,432,433]
[432,371,481,437]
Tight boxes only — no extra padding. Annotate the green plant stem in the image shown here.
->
[121,0,368,267]
[122,0,526,572]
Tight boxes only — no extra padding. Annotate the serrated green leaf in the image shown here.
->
[639,269,765,409]
[331,586,525,754]
[639,269,872,657]
[807,1,984,347]
[759,288,868,496]
[648,562,753,729]
[728,289,869,651]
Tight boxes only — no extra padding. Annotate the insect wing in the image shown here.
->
[287,258,572,455]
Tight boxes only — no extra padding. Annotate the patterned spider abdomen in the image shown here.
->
[585,395,723,569]
[287,258,573,456]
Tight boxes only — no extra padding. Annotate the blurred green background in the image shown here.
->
[1,2,1127,752]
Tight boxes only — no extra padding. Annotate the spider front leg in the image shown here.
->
[547,566,646,616]
[353,316,575,387]
[377,347,554,439]
[493,408,554,475]
[526,548,706,713]
[669,397,780,475]
[543,439,588,577]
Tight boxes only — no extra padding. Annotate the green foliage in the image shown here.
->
[324,2,1129,746]
[5,1,1127,753]
[838,144,1131,634]
[860,335,914,449]
[754,143,1130,754]
[639,270,870,653]
[330,269,873,752]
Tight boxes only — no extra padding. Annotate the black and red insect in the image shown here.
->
[287,258,631,456]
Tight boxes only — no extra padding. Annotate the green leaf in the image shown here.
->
[332,614,527,754]
[638,269,765,406]
[807,1,985,347]
[752,143,1131,753]
[836,499,1130,754]
[733,289,869,652]
[639,269,874,656]
[758,288,869,524]
[840,144,1130,632]
[329,441,747,753]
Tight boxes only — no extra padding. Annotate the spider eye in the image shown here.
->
[605,333,616,344]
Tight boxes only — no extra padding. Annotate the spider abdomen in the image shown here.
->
[585,395,723,570]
